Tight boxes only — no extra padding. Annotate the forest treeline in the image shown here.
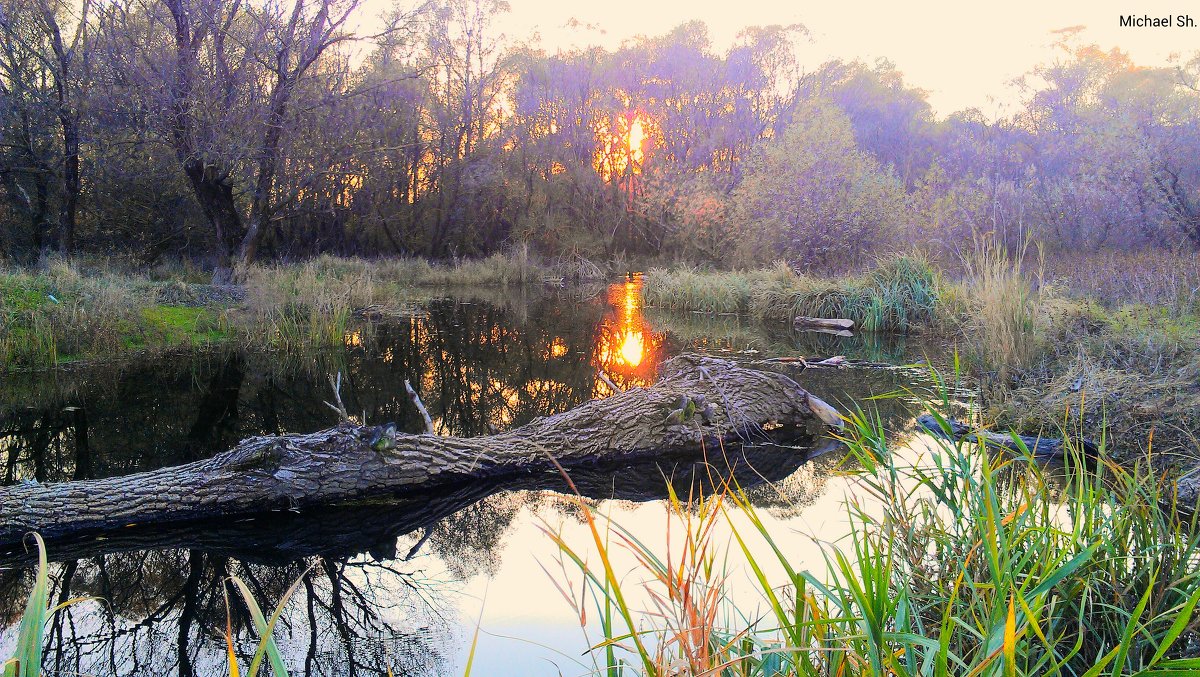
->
[3,0,1200,275]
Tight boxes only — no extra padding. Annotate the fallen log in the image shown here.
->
[916,414,1098,459]
[0,440,829,567]
[794,316,855,330]
[0,354,840,545]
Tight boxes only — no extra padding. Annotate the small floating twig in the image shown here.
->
[405,379,436,435]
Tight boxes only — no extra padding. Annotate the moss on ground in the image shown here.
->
[138,305,229,346]
[0,277,53,313]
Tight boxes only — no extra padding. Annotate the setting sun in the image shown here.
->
[594,111,652,185]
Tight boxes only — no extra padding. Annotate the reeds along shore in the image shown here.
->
[0,250,583,368]
[541,388,1200,676]
[640,244,1200,463]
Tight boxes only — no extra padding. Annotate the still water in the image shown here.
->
[0,280,950,676]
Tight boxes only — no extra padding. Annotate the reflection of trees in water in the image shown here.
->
[0,353,249,483]
[0,293,615,484]
[642,305,949,366]
[0,290,959,675]
[742,453,844,519]
[0,550,451,676]
[0,289,955,487]
[426,492,526,579]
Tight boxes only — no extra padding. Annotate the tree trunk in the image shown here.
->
[58,119,80,254]
[236,75,295,271]
[0,355,837,544]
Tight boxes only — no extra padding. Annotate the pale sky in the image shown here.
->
[458,0,1200,117]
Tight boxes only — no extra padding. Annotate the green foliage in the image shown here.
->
[4,534,88,677]
[223,573,309,677]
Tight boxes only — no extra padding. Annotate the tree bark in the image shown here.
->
[0,355,836,544]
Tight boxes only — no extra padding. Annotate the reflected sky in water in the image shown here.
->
[0,282,951,676]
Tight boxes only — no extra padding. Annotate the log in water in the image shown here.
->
[0,354,840,545]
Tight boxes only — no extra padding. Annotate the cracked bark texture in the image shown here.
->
[0,355,834,543]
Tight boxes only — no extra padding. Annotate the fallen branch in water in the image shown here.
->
[916,414,1098,459]
[404,379,436,434]
[597,370,621,393]
[323,372,350,421]
[794,316,855,330]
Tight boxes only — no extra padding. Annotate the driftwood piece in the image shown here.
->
[916,415,1098,459]
[794,316,855,330]
[597,370,621,393]
[0,355,838,544]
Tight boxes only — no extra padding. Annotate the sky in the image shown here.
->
[437,0,1200,116]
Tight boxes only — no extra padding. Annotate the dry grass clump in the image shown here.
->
[1044,249,1200,315]
[241,260,375,351]
[274,247,600,288]
[991,355,1200,462]
[988,301,1200,462]
[958,236,1045,374]
[641,266,759,313]
[644,255,942,331]
[367,246,550,287]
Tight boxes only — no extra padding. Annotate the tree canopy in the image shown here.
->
[2,0,1199,270]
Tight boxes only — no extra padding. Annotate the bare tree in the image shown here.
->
[0,0,91,254]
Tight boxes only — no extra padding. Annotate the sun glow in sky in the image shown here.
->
[454,0,1199,116]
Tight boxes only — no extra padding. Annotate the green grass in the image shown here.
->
[3,535,89,677]
[139,305,229,345]
[543,372,1200,676]
[0,277,53,313]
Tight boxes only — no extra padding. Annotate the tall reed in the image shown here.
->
[641,255,942,331]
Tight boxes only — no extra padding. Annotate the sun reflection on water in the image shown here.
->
[594,275,664,389]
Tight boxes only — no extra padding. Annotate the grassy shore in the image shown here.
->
[0,251,596,369]
[641,256,943,330]
[643,245,1200,463]
[4,247,1199,463]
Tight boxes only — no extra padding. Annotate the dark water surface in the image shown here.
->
[0,281,950,676]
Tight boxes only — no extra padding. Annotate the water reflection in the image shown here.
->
[0,286,944,675]
[595,276,665,389]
